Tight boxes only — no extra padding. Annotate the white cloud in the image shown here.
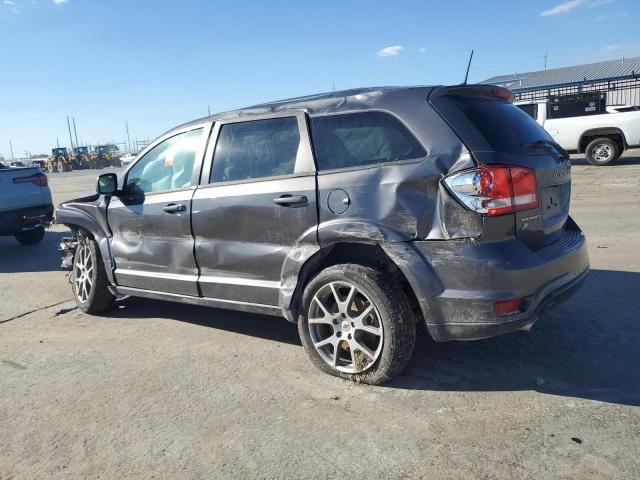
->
[376,45,403,57]
[53,0,68,4]
[601,43,640,52]
[418,47,427,54]
[540,0,585,16]
[589,0,615,6]
[592,11,627,22]
[2,0,19,13]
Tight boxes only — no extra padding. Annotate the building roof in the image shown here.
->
[480,56,640,91]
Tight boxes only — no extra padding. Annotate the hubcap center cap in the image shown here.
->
[341,320,351,331]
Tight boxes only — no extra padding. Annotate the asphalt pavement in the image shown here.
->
[1,155,639,479]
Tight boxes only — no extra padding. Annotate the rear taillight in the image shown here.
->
[13,173,48,187]
[443,165,538,216]
[494,298,524,315]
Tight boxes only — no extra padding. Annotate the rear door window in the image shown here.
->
[210,117,300,183]
[309,111,426,170]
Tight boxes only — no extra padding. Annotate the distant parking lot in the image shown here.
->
[1,154,639,478]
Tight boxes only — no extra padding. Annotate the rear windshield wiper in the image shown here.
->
[522,140,569,159]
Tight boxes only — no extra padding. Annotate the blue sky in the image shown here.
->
[1,0,639,157]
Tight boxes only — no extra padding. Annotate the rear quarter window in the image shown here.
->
[434,96,554,155]
[517,103,538,120]
[309,111,426,170]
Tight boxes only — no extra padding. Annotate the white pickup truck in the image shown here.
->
[0,163,53,245]
[515,100,640,165]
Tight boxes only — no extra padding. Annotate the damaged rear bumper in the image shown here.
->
[425,267,588,341]
[410,221,589,342]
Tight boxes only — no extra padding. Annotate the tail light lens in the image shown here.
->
[13,173,48,187]
[494,298,524,315]
[444,165,538,216]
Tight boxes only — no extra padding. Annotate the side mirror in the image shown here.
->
[97,173,118,195]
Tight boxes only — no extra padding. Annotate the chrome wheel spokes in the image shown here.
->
[308,281,384,374]
[593,144,612,162]
[74,242,93,303]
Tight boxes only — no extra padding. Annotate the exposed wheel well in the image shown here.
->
[579,128,626,154]
[289,242,422,324]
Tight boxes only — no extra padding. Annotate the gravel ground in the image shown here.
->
[1,155,639,479]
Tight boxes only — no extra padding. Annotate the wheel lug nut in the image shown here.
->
[351,322,355,328]
[337,332,342,338]
[348,334,352,340]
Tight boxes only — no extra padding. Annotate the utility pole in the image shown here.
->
[56,137,60,148]
[125,121,131,152]
[73,117,79,149]
[544,49,548,71]
[208,105,211,116]
[9,140,14,161]
[66,116,75,151]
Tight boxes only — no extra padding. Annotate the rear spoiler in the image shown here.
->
[430,85,515,103]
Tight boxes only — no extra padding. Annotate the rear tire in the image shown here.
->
[72,236,115,314]
[14,226,45,245]
[298,264,416,385]
[585,138,619,166]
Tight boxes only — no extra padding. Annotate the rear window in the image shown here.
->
[434,96,554,155]
[309,111,426,170]
[517,103,538,120]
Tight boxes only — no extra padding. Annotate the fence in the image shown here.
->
[512,75,640,107]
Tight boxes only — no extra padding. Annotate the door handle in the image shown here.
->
[162,203,186,213]
[273,195,308,207]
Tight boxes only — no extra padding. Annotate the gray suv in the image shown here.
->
[56,85,589,384]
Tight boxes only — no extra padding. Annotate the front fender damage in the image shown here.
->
[54,197,115,284]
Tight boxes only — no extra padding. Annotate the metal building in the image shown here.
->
[481,56,640,106]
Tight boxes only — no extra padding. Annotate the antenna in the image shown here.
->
[544,49,548,70]
[463,49,474,85]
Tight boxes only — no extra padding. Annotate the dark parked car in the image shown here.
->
[56,85,589,384]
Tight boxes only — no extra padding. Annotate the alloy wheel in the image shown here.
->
[74,242,94,303]
[307,281,384,374]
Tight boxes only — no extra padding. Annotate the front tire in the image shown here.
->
[14,226,45,245]
[585,138,619,166]
[298,264,416,385]
[72,236,115,314]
